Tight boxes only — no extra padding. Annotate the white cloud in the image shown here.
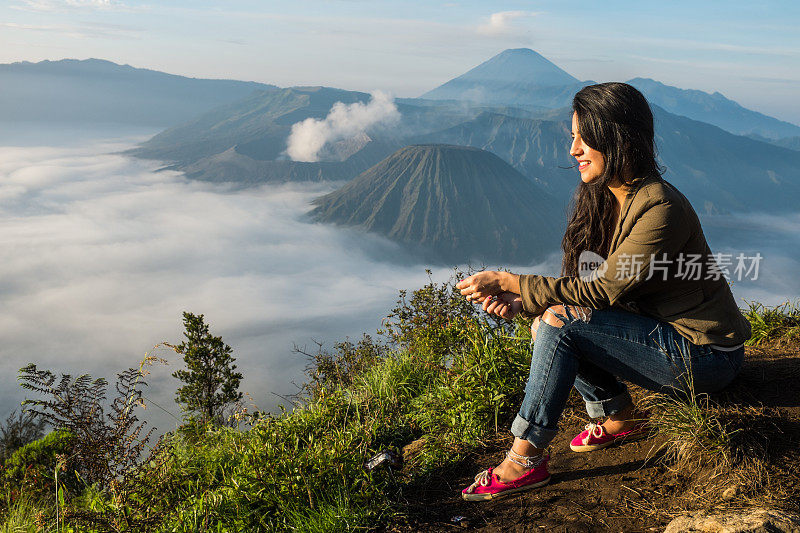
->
[0,131,476,432]
[477,11,540,37]
[285,91,401,162]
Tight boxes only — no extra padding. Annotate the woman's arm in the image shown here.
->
[456,271,521,301]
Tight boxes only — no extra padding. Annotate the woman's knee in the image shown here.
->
[531,315,542,342]
[542,304,593,328]
[531,304,593,343]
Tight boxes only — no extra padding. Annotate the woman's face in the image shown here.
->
[570,112,605,183]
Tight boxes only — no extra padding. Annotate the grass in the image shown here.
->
[639,340,735,475]
[743,299,800,346]
[3,292,799,530]
[0,497,45,533]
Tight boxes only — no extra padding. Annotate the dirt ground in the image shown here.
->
[392,343,800,532]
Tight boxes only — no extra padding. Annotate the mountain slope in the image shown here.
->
[629,77,800,139]
[129,86,373,163]
[421,49,588,108]
[130,86,497,167]
[747,134,800,152]
[652,107,800,212]
[310,144,563,264]
[129,86,504,184]
[173,139,401,186]
[411,107,800,214]
[0,58,275,127]
[411,111,575,197]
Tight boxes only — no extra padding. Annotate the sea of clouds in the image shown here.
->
[0,126,564,433]
[0,124,796,434]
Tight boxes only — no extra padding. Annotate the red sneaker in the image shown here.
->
[461,452,551,501]
[569,421,648,452]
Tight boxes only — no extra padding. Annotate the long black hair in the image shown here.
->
[561,82,663,277]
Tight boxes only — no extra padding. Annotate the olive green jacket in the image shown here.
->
[519,175,752,347]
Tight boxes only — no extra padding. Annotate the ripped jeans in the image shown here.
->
[511,305,745,448]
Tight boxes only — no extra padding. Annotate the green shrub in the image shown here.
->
[2,431,76,503]
[302,334,387,399]
[148,277,533,530]
[4,273,538,531]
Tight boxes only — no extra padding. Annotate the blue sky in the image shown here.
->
[2,0,799,124]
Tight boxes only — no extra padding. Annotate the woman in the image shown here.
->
[456,82,751,501]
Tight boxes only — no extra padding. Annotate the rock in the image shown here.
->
[364,449,401,471]
[451,516,470,528]
[721,485,741,501]
[402,438,425,462]
[664,508,800,532]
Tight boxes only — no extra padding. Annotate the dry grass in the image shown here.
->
[636,336,800,518]
[744,300,800,346]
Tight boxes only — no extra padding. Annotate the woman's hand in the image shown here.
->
[456,271,504,303]
[457,270,522,309]
[483,292,523,320]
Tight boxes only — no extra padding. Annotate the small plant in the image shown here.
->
[299,334,386,400]
[642,389,733,472]
[380,268,481,353]
[0,495,42,533]
[2,430,77,502]
[744,299,800,346]
[171,312,243,425]
[18,358,160,488]
[0,410,46,462]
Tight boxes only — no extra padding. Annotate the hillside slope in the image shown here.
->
[310,144,563,264]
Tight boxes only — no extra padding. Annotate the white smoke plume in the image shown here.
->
[286,90,400,162]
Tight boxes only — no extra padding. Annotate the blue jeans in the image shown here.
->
[510,305,745,448]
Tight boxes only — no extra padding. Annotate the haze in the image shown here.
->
[1,1,799,123]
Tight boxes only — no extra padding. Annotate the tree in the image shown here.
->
[172,312,243,424]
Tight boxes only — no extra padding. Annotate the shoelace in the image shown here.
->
[584,422,606,439]
[472,469,492,489]
[581,422,605,445]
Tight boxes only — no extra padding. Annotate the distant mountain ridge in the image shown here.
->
[747,133,800,152]
[3,51,799,265]
[411,111,575,196]
[0,58,276,127]
[128,74,800,216]
[420,48,800,139]
[10,52,793,220]
[628,77,800,140]
[411,106,800,213]
[310,144,563,264]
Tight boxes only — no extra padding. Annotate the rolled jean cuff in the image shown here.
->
[584,388,633,418]
[510,414,558,448]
